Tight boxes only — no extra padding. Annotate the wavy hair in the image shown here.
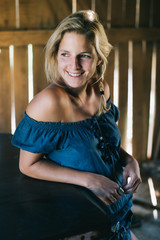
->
[45,10,112,115]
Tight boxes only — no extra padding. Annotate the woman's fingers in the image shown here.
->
[103,187,123,204]
[124,178,141,194]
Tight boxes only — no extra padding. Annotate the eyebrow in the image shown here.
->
[59,50,92,54]
[59,50,69,52]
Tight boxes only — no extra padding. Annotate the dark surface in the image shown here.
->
[0,134,108,240]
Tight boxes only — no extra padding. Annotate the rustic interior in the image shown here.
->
[0,1,160,240]
[0,0,160,162]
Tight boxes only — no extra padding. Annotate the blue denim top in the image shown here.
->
[12,98,132,224]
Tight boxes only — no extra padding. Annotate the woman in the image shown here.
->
[12,10,141,239]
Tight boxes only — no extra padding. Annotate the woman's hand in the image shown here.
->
[120,148,142,194]
[86,173,123,205]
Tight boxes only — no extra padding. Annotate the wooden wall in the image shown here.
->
[0,0,160,163]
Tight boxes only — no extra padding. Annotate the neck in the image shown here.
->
[68,85,89,104]
[58,77,99,105]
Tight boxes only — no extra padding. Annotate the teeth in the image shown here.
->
[68,72,82,77]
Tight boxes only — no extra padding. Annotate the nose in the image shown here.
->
[70,56,81,70]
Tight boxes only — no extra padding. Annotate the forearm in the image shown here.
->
[119,147,136,166]
[19,150,94,188]
[25,158,90,187]
[19,150,122,204]
[119,147,142,192]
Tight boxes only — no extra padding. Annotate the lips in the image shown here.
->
[67,71,84,77]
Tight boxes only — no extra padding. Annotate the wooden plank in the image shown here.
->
[153,0,160,27]
[0,0,15,29]
[111,0,123,27]
[0,48,11,132]
[106,28,160,43]
[124,0,136,27]
[133,42,144,161]
[141,42,153,160]
[14,46,28,126]
[0,30,52,47]
[152,41,160,158]
[0,0,160,30]
[38,0,72,28]
[95,0,109,28]
[118,43,128,149]
[77,0,91,11]
[132,41,151,162]
[139,0,150,27]
[19,0,72,29]
[1,28,160,47]
[104,47,114,101]
[33,45,47,95]
[19,0,41,29]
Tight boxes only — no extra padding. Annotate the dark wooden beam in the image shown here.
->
[0,28,160,47]
[107,28,160,43]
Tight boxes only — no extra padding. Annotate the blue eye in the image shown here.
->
[80,54,91,58]
[61,53,68,57]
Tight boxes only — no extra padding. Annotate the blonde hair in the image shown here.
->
[45,10,112,115]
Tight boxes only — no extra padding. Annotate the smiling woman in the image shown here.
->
[57,32,100,89]
[12,10,141,240]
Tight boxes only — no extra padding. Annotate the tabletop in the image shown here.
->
[0,134,108,240]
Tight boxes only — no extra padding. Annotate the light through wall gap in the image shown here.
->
[147,43,156,159]
[126,41,133,155]
[28,44,34,103]
[148,177,158,220]
[9,45,16,134]
[91,0,96,11]
[15,0,20,28]
[72,0,77,13]
[113,45,119,109]
[135,0,140,28]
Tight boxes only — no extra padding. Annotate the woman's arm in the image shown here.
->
[19,85,124,205]
[19,149,90,187]
[19,149,122,205]
[119,147,142,194]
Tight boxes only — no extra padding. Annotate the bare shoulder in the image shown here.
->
[103,81,110,101]
[26,85,68,122]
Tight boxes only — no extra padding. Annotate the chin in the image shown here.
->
[65,80,88,89]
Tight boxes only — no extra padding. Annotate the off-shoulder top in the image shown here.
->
[12,98,132,223]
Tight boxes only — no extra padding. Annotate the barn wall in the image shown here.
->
[0,0,160,162]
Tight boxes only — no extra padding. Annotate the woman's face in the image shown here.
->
[57,32,100,89]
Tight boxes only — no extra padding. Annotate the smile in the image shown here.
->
[67,71,84,77]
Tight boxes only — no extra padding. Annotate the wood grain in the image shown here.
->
[14,46,28,125]
[0,48,11,132]
[0,29,160,47]
[118,43,128,149]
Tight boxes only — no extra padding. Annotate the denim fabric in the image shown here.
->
[109,210,133,240]
[12,98,132,223]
